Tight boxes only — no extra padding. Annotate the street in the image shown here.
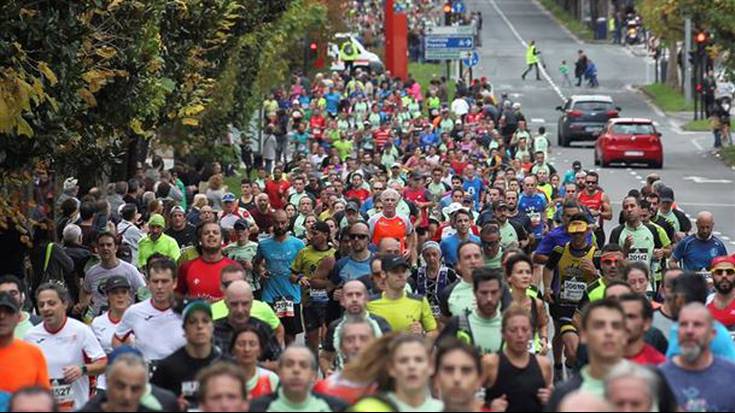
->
[469,0,735,248]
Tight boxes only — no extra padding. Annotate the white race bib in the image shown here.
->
[560,280,586,302]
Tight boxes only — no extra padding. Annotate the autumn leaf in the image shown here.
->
[15,117,33,137]
[95,46,118,59]
[78,88,98,107]
[181,117,199,126]
[38,62,58,86]
[130,118,145,135]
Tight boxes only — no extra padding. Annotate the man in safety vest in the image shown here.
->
[340,40,359,74]
[521,40,541,81]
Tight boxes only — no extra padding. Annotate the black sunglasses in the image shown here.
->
[349,233,369,240]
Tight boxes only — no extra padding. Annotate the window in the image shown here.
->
[573,101,613,111]
[611,123,656,135]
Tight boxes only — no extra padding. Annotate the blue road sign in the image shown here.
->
[424,36,474,49]
[462,50,480,68]
[452,1,466,14]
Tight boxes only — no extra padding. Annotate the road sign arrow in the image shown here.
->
[683,176,734,184]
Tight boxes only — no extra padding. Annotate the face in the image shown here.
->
[510,260,533,291]
[293,179,305,193]
[226,289,253,325]
[454,213,471,234]
[256,196,270,211]
[713,263,735,295]
[600,253,624,282]
[606,377,653,412]
[200,207,216,223]
[678,307,715,363]
[696,216,714,239]
[37,289,66,327]
[171,212,186,228]
[585,175,598,192]
[0,307,20,338]
[201,224,223,251]
[0,282,23,307]
[385,268,409,292]
[241,183,252,196]
[523,177,536,195]
[621,300,647,343]
[298,198,313,214]
[8,393,56,412]
[389,342,433,393]
[475,279,502,317]
[201,375,249,412]
[107,364,147,412]
[561,207,580,226]
[232,330,262,366]
[273,212,289,237]
[422,247,441,269]
[184,311,214,346]
[481,232,501,259]
[279,348,317,397]
[504,314,533,353]
[622,198,640,223]
[581,307,627,362]
[97,236,118,261]
[434,350,481,408]
[149,224,163,240]
[148,269,176,305]
[340,323,374,362]
[605,285,633,300]
[341,282,368,315]
[108,287,132,313]
[626,269,649,295]
[505,191,518,209]
[381,193,399,215]
[457,244,483,278]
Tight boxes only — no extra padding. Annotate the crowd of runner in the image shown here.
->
[2,4,735,413]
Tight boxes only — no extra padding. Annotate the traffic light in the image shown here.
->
[444,2,452,25]
[695,31,708,45]
[309,42,318,53]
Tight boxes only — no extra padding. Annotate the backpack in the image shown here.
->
[116,224,135,264]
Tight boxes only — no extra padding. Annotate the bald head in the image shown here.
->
[225,281,253,326]
[558,390,613,412]
[696,211,715,239]
[378,237,401,255]
[341,280,369,315]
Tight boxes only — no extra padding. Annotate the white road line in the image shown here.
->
[531,118,545,123]
[692,138,705,152]
[488,0,566,102]
[723,236,731,241]
[714,231,723,236]
[731,241,735,246]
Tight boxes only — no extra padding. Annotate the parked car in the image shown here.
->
[594,118,663,168]
[556,95,621,147]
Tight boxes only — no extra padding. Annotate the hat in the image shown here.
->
[108,346,144,365]
[659,186,675,203]
[63,177,78,191]
[222,192,237,203]
[346,202,360,212]
[100,275,132,295]
[148,213,165,228]
[170,206,185,216]
[443,202,466,218]
[312,221,331,234]
[421,241,441,254]
[0,292,19,313]
[567,219,589,234]
[381,254,410,272]
[233,219,250,231]
[711,255,735,269]
[182,300,212,325]
[410,171,423,180]
[572,160,582,171]
[493,200,508,210]
[391,162,401,169]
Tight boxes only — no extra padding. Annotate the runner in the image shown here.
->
[618,293,666,366]
[411,241,457,321]
[433,339,488,412]
[230,325,280,400]
[0,275,41,339]
[25,283,107,411]
[706,256,735,329]
[196,362,250,412]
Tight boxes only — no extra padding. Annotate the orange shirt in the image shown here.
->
[369,214,413,252]
[0,339,50,392]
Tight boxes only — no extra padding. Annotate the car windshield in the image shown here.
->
[573,101,613,111]
[611,123,655,135]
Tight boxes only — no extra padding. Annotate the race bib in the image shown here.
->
[628,249,649,263]
[431,304,442,318]
[560,280,586,303]
[274,298,295,318]
[50,379,74,411]
[309,289,329,303]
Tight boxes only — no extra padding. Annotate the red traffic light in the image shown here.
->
[695,32,708,44]
[696,83,703,92]
[309,42,318,51]
[443,3,452,13]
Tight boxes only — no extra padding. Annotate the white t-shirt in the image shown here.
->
[451,98,470,116]
[24,318,106,411]
[114,298,186,362]
[91,312,121,390]
[83,261,146,316]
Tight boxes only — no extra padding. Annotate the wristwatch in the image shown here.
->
[80,365,88,375]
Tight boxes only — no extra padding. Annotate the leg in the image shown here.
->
[522,64,532,80]
[534,63,541,80]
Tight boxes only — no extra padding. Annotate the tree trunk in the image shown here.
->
[666,39,679,89]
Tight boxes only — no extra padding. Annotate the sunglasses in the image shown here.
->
[601,258,620,265]
[482,240,499,247]
[349,233,369,240]
[586,180,598,184]
[714,269,735,276]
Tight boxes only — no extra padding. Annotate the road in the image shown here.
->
[468,0,735,249]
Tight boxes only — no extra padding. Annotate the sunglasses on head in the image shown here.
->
[601,258,620,265]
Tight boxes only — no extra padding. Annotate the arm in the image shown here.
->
[481,353,499,388]
[309,256,336,290]
[275,324,285,348]
[319,351,336,376]
[536,298,549,353]
[536,355,554,406]
[600,193,613,220]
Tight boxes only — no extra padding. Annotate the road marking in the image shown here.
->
[723,236,731,241]
[531,118,545,123]
[683,176,733,184]
[529,0,584,45]
[692,138,705,152]
[714,231,722,236]
[731,241,735,246]
[488,0,566,102]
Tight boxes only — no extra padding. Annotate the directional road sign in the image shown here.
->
[424,25,475,60]
[462,49,480,68]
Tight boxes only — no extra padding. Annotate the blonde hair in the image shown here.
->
[193,194,208,209]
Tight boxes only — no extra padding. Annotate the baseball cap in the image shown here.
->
[182,300,213,325]
[567,219,589,234]
[659,186,675,203]
[222,192,237,203]
[493,200,508,211]
[443,202,466,218]
[381,254,410,272]
[391,162,401,169]
[421,241,441,254]
[148,213,165,228]
[170,206,185,216]
[572,161,582,171]
[711,255,735,270]
[101,275,132,294]
[63,177,78,191]
[0,292,19,313]
[233,219,250,231]
[410,171,423,180]
[346,202,360,212]
[312,221,331,234]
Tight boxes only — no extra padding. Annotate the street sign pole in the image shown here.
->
[684,17,692,104]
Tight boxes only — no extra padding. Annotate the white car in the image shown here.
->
[328,33,384,73]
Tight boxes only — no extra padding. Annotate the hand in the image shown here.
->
[409,321,423,335]
[299,277,311,288]
[490,395,508,412]
[401,248,412,261]
[589,208,600,217]
[543,289,554,304]
[177,395,190,412]
[624,234,634,250]
[538,337,549,356]
[333,288,343,301]
[653,248,665,260]
[537,386,553,405]
[241,260,253,271]
[62,365,83,383]
[580,259,597,278]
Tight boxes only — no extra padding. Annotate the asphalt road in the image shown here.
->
[468,0,735,250]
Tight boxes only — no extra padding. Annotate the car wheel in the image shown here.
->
[652,158,663,169]
[559,130,569,147]
[594,150,600,166]
[600,155,610,167]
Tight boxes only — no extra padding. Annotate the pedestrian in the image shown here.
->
[585,60,599,87]
[574,50,588,87]
[521,41,541,81]
[559,60,573,87]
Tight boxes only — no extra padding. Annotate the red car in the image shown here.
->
[595,118,663,168]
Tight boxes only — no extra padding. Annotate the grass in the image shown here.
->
[536,0,595,42]
[641,83,695,112]
[721,146,735,166]
[409,62,455,103]
[223,169,246,198]
[682,119,711,132]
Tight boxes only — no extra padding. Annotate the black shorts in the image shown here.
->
[549,302,578,335]
[270,302,304,337]
[303,303,328,332]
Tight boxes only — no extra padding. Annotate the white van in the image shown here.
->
[328,33,384,73]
